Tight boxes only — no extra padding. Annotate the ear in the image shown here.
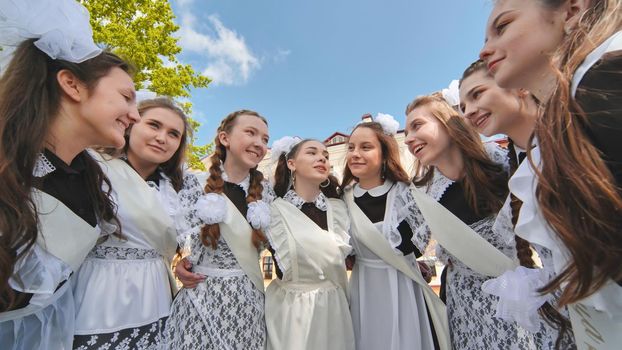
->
[56,69,85,103]
[563,0,590,32]
[218,130,230,148]
[517,88,530,99]
[286,158,296,172]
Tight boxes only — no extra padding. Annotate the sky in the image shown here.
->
[170,0,494,147]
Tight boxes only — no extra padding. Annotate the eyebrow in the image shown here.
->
[492,10,514,30]
[466,84,484,100]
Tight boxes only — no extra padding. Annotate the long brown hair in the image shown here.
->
[341,122,410,188]
[0,40,132,310]
[201,110,268,249]
[118,97,191,192]
[273,139,342,199]
[406,93,508,216]
[531,0,622,306]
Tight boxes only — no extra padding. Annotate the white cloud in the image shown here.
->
[273,48,291,63]
[177,13,260,86]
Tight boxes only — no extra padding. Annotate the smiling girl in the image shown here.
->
[479,0,622,322]
[0,1,138,348]
[265,137,354,350]
[460,61,577,349]
[404,93,533,349]
[165,110,274,350]
[71,97,202,349]
[342,118,448,350]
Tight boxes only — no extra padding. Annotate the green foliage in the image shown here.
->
[81,0,211,169]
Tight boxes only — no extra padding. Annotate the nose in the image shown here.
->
[463,103,477,120]
[479,41,494,64]
[155,130,166,143]
[128,105,140,124]
[404,132,415,146]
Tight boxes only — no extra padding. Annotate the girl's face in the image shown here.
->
[459,69,526,137]
[479,0,566,91]
[220,114,269,170]
[404,105,452,167]
[347,127,383,182]
[288,140,330,186]
[127,107,185,167]
[77,67,140,148]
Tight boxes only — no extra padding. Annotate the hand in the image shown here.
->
[175,258,206,289]
[417,261,433,283]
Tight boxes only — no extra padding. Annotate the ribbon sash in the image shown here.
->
[409,184,516,277]
[219,197,265,293]
[344,189,451,350]
[569,303,622,350]
[33,189,99,272]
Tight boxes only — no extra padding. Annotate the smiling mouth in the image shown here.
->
[474,113,490,128]
[413,143,426,155]
[488,58,503,72]
[246,150,261,158]
[148,144,165,152]
[116,119,129,130]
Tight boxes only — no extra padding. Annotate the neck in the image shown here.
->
[529,71,557,104]
[434,144,464,181]
[358,174,383,190]
[126,151,159,180]
[45,111,91,164]
[505,109,537,150]
[294,179,322,202]
[223,157,251,184]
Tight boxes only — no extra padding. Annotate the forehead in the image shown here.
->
[406,105,436,124]
[232,114,268,133]
[141,107,184,130]
[460,70,493,96]
[301,140,326,151]
[350,126,379,142]
[97,67,135,89]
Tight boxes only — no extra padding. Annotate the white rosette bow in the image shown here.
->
[374,113,399,135]
[195,193,227,225]
[246,200,270,231]
[0,0,101,63]
[441,79,461,108]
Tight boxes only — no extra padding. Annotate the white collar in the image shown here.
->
[283,189,328,211]
[33,153,56,177]
[353,180,394,198]
[221,166,251,196]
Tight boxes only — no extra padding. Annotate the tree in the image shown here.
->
[81,0,211,169]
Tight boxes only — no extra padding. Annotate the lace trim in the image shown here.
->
[33,153,56,177]
[283,189,328,211]
[87,246,161,260]
[221,167,251,195]
[425,169,455,201]
[483,142,510,173]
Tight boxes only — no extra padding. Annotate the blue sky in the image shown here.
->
[170,0,494,147]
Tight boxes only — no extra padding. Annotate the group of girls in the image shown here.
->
[1,0,620,349]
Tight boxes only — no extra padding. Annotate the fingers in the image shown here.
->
[175,258,206,289]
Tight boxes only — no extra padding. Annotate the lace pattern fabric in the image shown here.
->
[87,246,160,260]
[282,189,328,211]
[73,317,167,350]
[164,233,265,349]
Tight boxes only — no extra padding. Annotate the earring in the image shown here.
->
[320,178,330,188]
[289,171,296,189]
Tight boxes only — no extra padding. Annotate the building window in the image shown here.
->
[262,256,273,279]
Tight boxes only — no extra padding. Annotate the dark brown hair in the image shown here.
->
[200,110,268,249]
[0,40,132,310]
[341,122,410,188]
[406,93,508,216]
[273,139,341,199]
